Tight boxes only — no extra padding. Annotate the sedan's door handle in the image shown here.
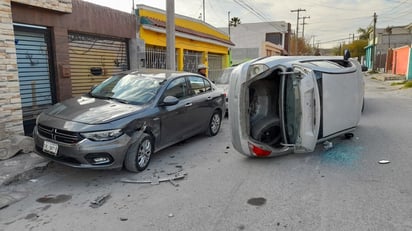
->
[207,96,212,100]
[185,103,192,107]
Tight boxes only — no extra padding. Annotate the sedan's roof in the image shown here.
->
[118,68,200,80]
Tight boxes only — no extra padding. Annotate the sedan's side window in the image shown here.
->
[164,77,187,99]
[204,79,212,92]
[188,76,206,95]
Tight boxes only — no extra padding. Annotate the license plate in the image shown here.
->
[43,140,58,156]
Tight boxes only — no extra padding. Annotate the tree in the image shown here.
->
[333,40,368,60]
[229,17,241,27]
[357,26,372,40]
[289,35,313,55]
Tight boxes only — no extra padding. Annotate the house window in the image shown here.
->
[266,33,282,45]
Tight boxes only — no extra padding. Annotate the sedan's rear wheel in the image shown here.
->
[207,111,222,136]
[124,133,153,172]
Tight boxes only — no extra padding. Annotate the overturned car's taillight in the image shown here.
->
[248,143,271,157]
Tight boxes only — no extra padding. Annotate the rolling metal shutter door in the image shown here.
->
[69,33,129,96]
[14,27,54,135]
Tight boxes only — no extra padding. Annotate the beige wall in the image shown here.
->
[13,0,72,13]
[0,0,24,154]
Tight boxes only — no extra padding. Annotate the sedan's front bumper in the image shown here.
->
[33,125,132,170]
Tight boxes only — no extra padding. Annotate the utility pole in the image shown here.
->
[166,0,175,70]
[202,0,205,21]
[372,12,377,71]
[228,11,230,37]
[300,16,310,39]
[291,8,306,55]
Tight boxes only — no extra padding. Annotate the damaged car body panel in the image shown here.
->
[229,56,364,157]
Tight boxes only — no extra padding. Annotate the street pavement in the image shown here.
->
[0,71,410,209]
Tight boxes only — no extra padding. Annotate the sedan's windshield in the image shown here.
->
[90,74,164,105]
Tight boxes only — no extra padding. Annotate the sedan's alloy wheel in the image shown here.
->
[137,139,152,168]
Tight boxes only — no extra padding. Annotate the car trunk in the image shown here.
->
[247,69,284,149]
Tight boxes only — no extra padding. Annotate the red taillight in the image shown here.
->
[248,143,271,157]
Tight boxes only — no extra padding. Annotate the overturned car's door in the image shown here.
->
[283,66,320,153]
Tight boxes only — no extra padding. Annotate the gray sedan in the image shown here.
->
[33,69,225,172]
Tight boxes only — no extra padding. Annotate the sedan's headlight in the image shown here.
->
[81,129,123,141]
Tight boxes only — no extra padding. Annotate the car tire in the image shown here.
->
[124,133,153,172]
[251,117,281,146]
[206,110,222,136]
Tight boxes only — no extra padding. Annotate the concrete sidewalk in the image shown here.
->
[0,152,49,209]
[0,152,49,187]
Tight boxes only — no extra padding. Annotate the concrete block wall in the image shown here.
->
[0,0,25,156]
[13,0,72,13]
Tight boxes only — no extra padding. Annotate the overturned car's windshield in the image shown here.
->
[90,74,164,105]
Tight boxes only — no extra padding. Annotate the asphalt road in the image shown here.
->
[1,74,412,231]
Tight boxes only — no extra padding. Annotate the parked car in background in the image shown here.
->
[33,69,226,172]
[229,56,365,157]
[210,67,234,114]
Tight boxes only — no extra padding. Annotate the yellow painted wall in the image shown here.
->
[137,7,231,70]
[138,8,230,42]
[141,29,228,54]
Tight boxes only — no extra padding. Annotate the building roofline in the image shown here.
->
[135,4,231,37]
[141,16,234,47]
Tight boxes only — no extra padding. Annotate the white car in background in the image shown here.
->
[212,67,234,114]
[229,55,366,157]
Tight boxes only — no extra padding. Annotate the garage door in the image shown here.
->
[14,26,54,135]
[69,33,129,96]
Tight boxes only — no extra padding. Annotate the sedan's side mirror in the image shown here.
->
[361,65,368,72]
[160,96,179,106]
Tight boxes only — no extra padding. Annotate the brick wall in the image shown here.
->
[0,0,24,154]
[12,0,72,13]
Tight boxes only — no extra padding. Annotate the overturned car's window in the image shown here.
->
[303,60,352,69]
[90,74,163,105]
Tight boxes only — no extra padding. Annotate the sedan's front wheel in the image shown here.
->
[206,111,222,136]
[124,133,153,172]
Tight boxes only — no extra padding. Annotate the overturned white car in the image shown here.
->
[229,56,365,157]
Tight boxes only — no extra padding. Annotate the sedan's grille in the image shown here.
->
[38,124,82,144]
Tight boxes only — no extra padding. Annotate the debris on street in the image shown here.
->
[120,172,187,186]
[90,193,111,208]
[323,141,333,150]
[378,160,390,164]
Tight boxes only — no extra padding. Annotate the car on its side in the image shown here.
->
[229,55,365,157]
[33,69,226,172]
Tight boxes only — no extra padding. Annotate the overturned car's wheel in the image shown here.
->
[124,133,153,172]
[251,117,281,146]
[206,111,222,136]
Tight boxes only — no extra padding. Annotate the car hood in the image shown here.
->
[43,96,143,124]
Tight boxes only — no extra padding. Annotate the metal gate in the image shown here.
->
[183,50,202,73]
[208,53,224,80]
[69,33,129,96]
[14,25,54,135]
